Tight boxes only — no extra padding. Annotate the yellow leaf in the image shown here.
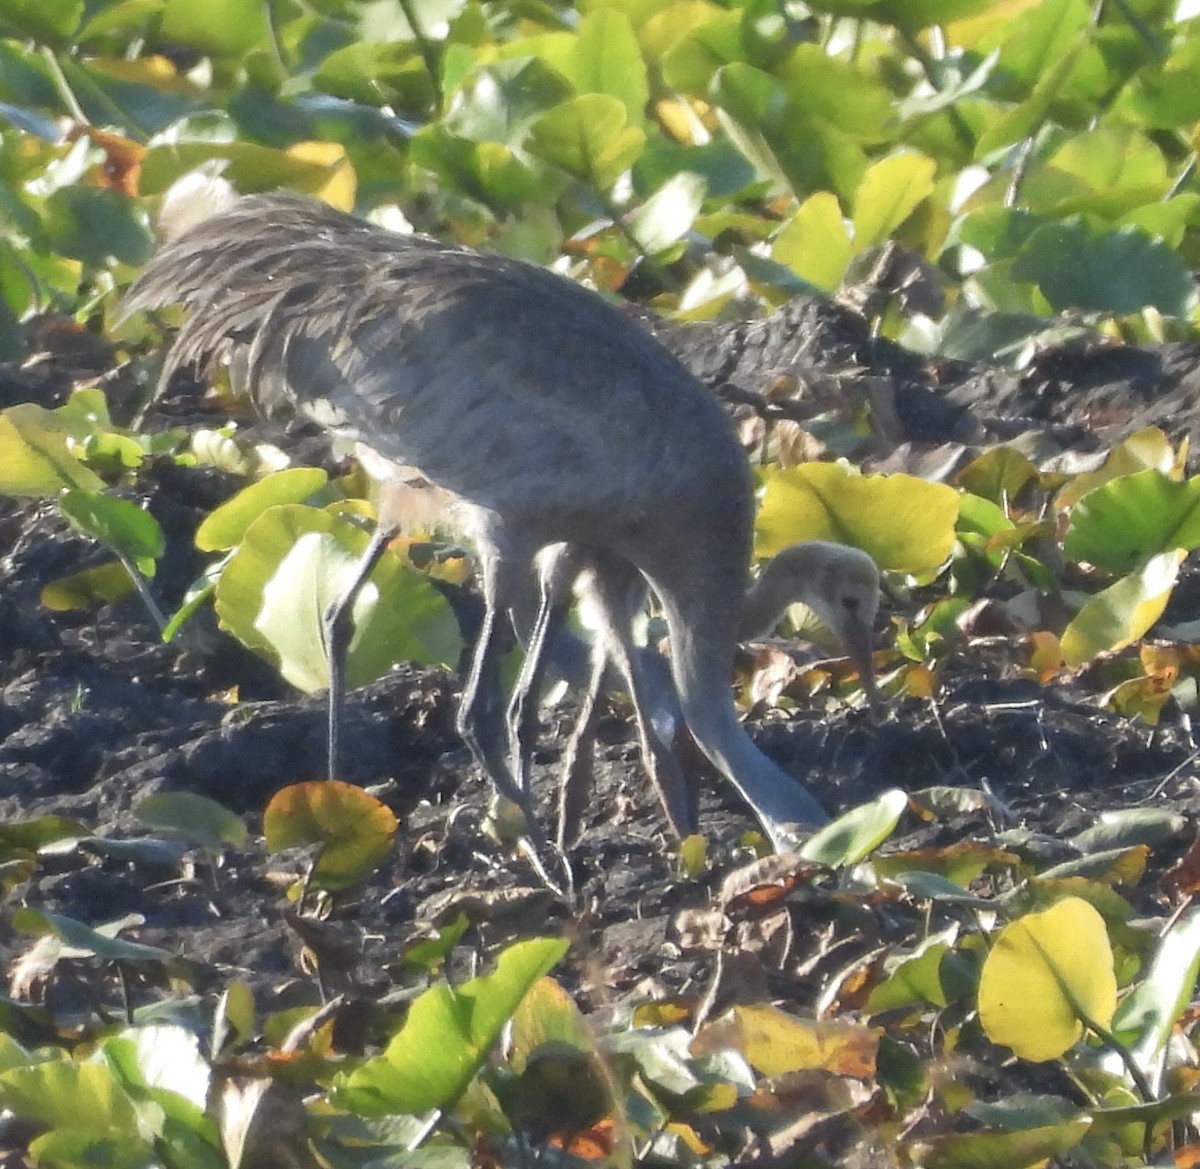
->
[756,463,959,572]
[1060,548,1185,667]
[286,141,357,210]
[771,192,852,292]
[852,150,936,249]
[978,897,1117,1061]
[691,1004,879,1078]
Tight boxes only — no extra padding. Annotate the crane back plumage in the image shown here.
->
[123,193,831,845]
[124,195,748,555]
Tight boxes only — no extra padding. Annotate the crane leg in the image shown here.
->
[323,523,395,780]
[456,553,544,842]
[506,544,577,800]
[557,640,606,848]
[583,558,697,840]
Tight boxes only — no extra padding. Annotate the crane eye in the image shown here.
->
[841,595,858,612]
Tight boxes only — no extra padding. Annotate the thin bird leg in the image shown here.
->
[456,552,544,842]
[506,544,577,799]
[323,522,396,780]
[557,637,606,849]
[578,559,696,840]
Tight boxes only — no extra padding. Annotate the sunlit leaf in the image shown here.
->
[526,95,645,190]
[1113,907,1200,1088]
[215,503,461,691]
[0,404,105,495]
[1060,549,1185,667]
[757,464,959,572]
[628,170,705,254]
[1064,469,1200,574]
[852,150,936,249]
[570,9,649,124]
[334,937,569,1114]
[692,1004,880,1078]
[0,0,82,45]
[800,789,908,867]
[770,192,853,292]
[195,467,329,552]
[286,141,357,211]
[159,0,269,56]
[978,897,1117,1061]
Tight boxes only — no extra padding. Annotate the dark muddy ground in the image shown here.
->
[3,293,1200,1036]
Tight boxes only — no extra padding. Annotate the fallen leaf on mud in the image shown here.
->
[692,1004,880,1078]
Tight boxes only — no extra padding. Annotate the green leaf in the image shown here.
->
[956,447,1040,507]
[42,186,152,268]
[866,927,959,1013]
[159,0,269,56]
[570,9,649,123]
[0,0,82,44]
[1069,808,1185,854]
[252,526,461,693]
[0,815,88,857]
[1011,220,1196,317]
[978,897,1117,1061]
[1064,469,1200,574]
[975,28,1088,158]
[1114,35,1200,129]
[214,503,462,691]
[756,464,960,573]
[0,403,106,495]
[852,150,936,249]
[12,908,174,962]
[770,192,853,292]
[134,792,249,851]
[195,467,329,553]
[0,1059,143,1147]
[526,94,645,190]
[1113,907,1200,1084]
[58,490,164,575]
[1060,549,1185,667]
[904,1120,1092,1169]
[334,937,569,1115]
[800,789,908,867]
[263,781,396,889]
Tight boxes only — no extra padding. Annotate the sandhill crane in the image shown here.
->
[124,192,863,850]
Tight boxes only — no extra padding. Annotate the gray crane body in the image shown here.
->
[123,194,831,848]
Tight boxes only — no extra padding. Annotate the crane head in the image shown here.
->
[762,541,883,713]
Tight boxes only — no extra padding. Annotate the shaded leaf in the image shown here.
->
[1011,219,1196,317]
[134,792,249,851]
[264,781,397,891]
